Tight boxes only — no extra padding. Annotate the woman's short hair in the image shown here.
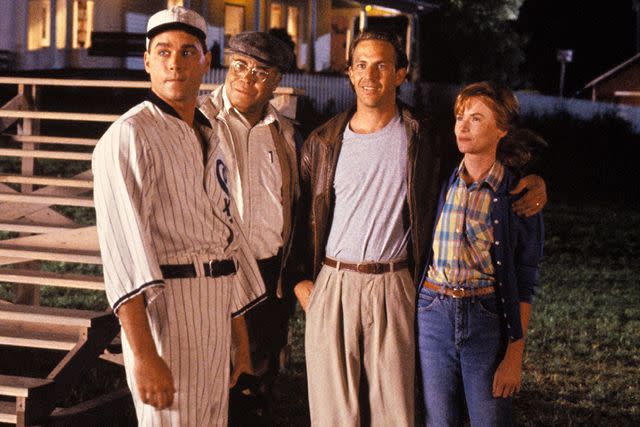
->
[347,30,409,70]
[454,81,520,132]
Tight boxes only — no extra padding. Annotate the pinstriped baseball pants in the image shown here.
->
[122,276,234,427]
[305,264,415,427]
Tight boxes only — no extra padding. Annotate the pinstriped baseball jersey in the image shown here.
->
[93,93,265,426]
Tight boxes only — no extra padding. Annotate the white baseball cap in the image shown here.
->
[146,6,207,50]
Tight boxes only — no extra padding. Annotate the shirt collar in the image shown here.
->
[147,90,211,128]
[457,159,504,192]
[221,84,279,129]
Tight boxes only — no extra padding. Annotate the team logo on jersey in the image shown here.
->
[216,159,230,195]
[216,159,232,219]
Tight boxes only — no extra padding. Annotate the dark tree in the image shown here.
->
[420,0,528,87]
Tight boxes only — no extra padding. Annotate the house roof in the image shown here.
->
[335,0,439,13]
[583,52,640,89]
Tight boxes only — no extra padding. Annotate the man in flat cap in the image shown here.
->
[199,31,300,421]
[93,7,265,426]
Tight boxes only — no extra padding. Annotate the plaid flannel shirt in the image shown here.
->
[427,160,505,289]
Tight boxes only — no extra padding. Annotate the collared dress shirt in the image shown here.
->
[220,87,284,259]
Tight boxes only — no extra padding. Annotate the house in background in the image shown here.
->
[582,53,640,106]
[0,0,436,74]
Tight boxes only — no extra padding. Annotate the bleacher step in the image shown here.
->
[0,374,52,398]
[0,191,94,207]
[0,109,119,123]
[0,320,79,350]
[0,244,101,263]
[2,134,98,146]
[0,400,17,424]
[0,174,93,188]
[0,303,109,326]
[0,221,83,234]
[0,268,103,290]
[0,148,92,161]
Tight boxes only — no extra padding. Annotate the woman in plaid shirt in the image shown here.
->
[416,82,545,426]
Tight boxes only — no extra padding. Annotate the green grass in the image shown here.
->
[1,201,638,425]
[513,202,640,426]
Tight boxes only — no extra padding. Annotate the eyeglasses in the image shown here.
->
[230,60,271,82]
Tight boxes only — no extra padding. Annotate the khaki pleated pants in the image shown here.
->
[305,263,415,427]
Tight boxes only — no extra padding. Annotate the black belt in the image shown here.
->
[160,259,236,279]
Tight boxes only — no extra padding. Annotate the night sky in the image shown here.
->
[517,0,637,96]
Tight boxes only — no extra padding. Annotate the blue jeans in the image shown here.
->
[417,286,512,427]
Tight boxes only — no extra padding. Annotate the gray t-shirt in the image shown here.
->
[325,113,409,263]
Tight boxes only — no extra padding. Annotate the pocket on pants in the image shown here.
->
[417,287,439,312]
[306,266,329,314]
[477,294,499,319]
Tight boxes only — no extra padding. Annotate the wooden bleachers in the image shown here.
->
[0,76,302,425]
[0,76,124,425]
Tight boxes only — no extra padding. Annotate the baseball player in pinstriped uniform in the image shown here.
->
[92,7,265,426]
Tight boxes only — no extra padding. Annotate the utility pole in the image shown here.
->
[556,49,573,98]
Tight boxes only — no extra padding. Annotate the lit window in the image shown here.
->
[72,1,94,48]
[27,0,51,51]
[270,3,282,29]
[286,6,299,46]
[167,0,184,7]
[56,0,66,48]
[224,4,245,65]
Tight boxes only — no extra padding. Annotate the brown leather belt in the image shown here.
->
[422,280,495,298]
[323,257,408,274]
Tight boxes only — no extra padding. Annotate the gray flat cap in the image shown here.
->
[228,31,295,72]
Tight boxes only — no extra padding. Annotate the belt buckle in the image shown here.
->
[359,263,382,274]
[451,287,466,298]
[208,259,217,277]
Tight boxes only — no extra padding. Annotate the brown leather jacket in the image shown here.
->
[294,104,447,283]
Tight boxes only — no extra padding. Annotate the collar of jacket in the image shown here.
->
[311,101,421,146]
[148,90,212,128]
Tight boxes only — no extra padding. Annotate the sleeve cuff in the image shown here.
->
[111,279,165,315]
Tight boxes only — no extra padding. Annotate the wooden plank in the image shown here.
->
[0,321,80,351]
[0,303,107,325]
[0,225,98,251]
[0,268,103,290]
[0,226,99,266]
[0,221,82,234]
[0,401,16,424]
[99,351,124,366]
[0,174,93,188]
[0,170,92,223]
[2,134,98,146]
[48,388,131,425]
[614,90,640,97]
[0,110,119,123]
[0,77,154,88]
[0,192,94,207]
[0,375,53,398]
[0,77,302,95]
[0,93,28,132]
[0,148,93,161]
[0,245,101,264]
